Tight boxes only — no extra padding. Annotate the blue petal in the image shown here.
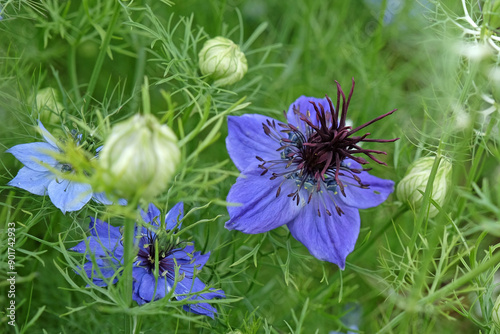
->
[226,114,284,172]
[225,169,301,233]
[286,96,333,133]
[170,248,210,277]
[71,236,122,259]
[92,192,113,205]
[89,217,122,239]
[92,192,128,206]
[164,202,184,230]
[37,121,59,148]
[47,179,93,214]
[286,197,360,269]
[82,260,118,287]
[338,173,394,209]
[175,277,223,318]
[8,166,55,195]
[7,142,58,171]
[132,267,149,305]
[140,203,161,226]
[137,272,168,302]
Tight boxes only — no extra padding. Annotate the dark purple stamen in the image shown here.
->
[257,78,399,216]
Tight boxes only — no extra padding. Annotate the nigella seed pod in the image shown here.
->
[485,0,500,31]
[396,156,452,217]
[99,114,180,200]
[32,87,64,124]
[493,294,500,328]
[198,36,248,86]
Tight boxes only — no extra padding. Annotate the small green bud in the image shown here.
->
[396,156,452,217]
[198,36,248,86]
[493,294,500,328]
[99,114,180,200]
[32,87,64,124]
[485,0,500,31]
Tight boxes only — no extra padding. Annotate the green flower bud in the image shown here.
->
[396,156,452,217]
[99,114,180,200]
[493,294,500,328]
[32,87,64,124]
[198,36,248,86]
[485,0,500,31]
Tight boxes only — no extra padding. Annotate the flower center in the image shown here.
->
[60,163,73,173]
[137,231,180,276]
[256,79,398,216]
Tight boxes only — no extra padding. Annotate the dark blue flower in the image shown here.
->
[71,202,224,318]
[7,122,123,212]
[225,79,398,268]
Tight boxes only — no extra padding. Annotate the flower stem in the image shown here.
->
[123,217,134,303]
[122,215,136,334]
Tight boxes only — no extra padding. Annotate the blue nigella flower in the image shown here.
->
[71,202,225,318]
[7,122,123,213]
[225,79,398,268]
[330,303,361,334]
[7,121,93,213]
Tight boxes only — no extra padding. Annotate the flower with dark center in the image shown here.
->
[7,121,122,212]
[71,202,225,318]
[225,79,398,268]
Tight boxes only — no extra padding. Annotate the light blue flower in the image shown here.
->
[7,121,118,213]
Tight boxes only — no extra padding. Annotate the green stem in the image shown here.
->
[69,44,82,101]
[83,2,121,113]
[122,214,136,334]
[380,250,500,332]
[123,217,135,307]
[418,249,500,305]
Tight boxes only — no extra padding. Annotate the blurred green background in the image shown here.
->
[3,0,498,333]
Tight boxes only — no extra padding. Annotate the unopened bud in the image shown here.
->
[32,87,64,124]
[485,0,500,31]
[99,114,180,199]
[198,37,248,86]
[396,156,452,217]
[493,294,500,328]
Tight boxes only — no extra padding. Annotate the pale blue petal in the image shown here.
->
[225,169,301,233]
[7,142,58,171]
[92,192,113,205]
[226,114,284,172]
[287,196,360,269]
[8,166,55,195]
[47,179,93,213]
[37,121,59,148]
[92,192,128,206]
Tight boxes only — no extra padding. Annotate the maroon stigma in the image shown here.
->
[256,78,399,216]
